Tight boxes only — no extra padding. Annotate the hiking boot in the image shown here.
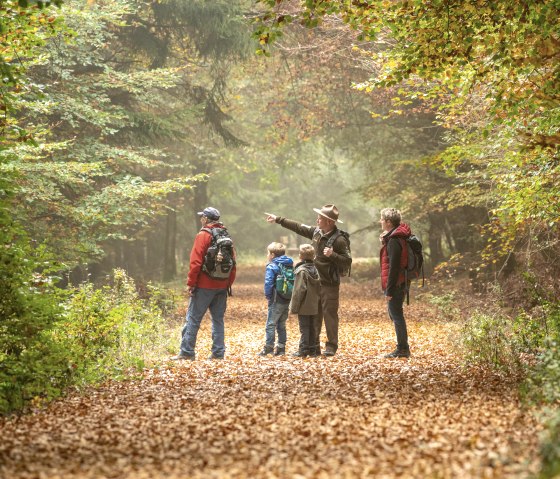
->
[384,349,411,358]
[170,354,195,361]
[292,350,309,358]
[323,348,336,357]
[208,354,224,360]
[274,346,286,356]
[258,345,274,356]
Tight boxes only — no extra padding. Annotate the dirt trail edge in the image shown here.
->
[0,281,540,479]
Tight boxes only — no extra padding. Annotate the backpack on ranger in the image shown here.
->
[399,234,425,304]
[326,229,352,278]
[275,263,295,299]
[202,227,235,280]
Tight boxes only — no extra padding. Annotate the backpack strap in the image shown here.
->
[202,226,227,245]
[397,237,410,305]
[201,227,218,241]
[326,229,342,248]
[327,229,352,277]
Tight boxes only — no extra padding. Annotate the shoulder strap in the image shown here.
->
[326,229,342,248]
[203,226,229,240]
[397,237,408,263]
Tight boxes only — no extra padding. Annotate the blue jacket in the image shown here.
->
[264,255,294,304]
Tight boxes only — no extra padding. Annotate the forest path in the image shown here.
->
[0,281,540,479]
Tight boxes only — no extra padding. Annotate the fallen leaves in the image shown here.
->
[0,278,541,478]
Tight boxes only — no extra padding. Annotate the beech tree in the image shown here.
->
[255,0,559,290]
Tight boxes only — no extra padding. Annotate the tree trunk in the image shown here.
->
[193,180,209,227]
[427,212,444,269]
[163,209,177,282]
[146,226,163,279]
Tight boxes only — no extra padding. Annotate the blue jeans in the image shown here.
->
[265,301,289,347]
[387,286,409,351]
[180,288,228,358]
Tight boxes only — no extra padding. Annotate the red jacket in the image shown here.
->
[380,223,411,295]
[187,222,236,289]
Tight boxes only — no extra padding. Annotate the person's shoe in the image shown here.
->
[258,345,274,356]
[170,354,195,361]
[208,354,224,360]
[292,350,309,358]
[308,347,320,357]
[384,349,411,358]
[323,349,336,357]
[274,346,286,356]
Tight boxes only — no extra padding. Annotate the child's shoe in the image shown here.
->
[274,346,286,356]
[258,345,274,356]
[292,349,308,358]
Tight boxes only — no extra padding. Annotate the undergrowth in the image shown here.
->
[1,268,176,415]
[448,282,560,479]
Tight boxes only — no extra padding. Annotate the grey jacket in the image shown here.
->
[289,260,321,316]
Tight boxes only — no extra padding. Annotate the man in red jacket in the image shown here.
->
[172,207,236,360]
[379,207,411,358]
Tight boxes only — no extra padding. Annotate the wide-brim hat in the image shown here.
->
[313,204,343,224]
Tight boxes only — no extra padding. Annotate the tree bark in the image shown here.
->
[163,208,177,282]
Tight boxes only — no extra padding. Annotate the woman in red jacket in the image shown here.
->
[379,208,411,358]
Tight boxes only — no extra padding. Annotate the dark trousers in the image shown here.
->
[314,284,340,353]
[297,314,317,353]
[387,286,409,351]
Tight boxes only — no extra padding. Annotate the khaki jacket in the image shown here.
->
[289,260,321,316]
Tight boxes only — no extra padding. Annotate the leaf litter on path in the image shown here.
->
[0,280,541,478]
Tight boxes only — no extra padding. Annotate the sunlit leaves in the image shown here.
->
[255,0,560,269]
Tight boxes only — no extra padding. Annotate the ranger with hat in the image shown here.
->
[265,205,352,356]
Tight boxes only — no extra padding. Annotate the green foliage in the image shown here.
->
[0,0,259,278]
[427,292,461,322]
[539,408,560,479]
[0,221,175,414]
[459,311,520,371]
[1,0,203,265]
[0,0,63,88]
[458,298,560,477]
[255,0,560,277]
[59,269,174,383]
[0,222,71,414]
[524,343,560,407]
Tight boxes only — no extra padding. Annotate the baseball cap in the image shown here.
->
[197,207,220,221]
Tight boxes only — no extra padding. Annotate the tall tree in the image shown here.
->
[5,0,255,281]
[255,0,560,286]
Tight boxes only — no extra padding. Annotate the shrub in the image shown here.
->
[427,291,461,321]
[539,407,560,479]
[459,311,521,372]
[1,257,175,414]
[59,269,173,384]
[0,232,71,414]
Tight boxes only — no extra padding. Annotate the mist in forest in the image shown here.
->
[4,0,478,286]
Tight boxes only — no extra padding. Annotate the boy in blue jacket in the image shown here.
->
[259,242,294,356]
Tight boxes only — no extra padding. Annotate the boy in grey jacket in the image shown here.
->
[289,244,321,357]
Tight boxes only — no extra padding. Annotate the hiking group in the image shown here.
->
[172,204,421,361]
